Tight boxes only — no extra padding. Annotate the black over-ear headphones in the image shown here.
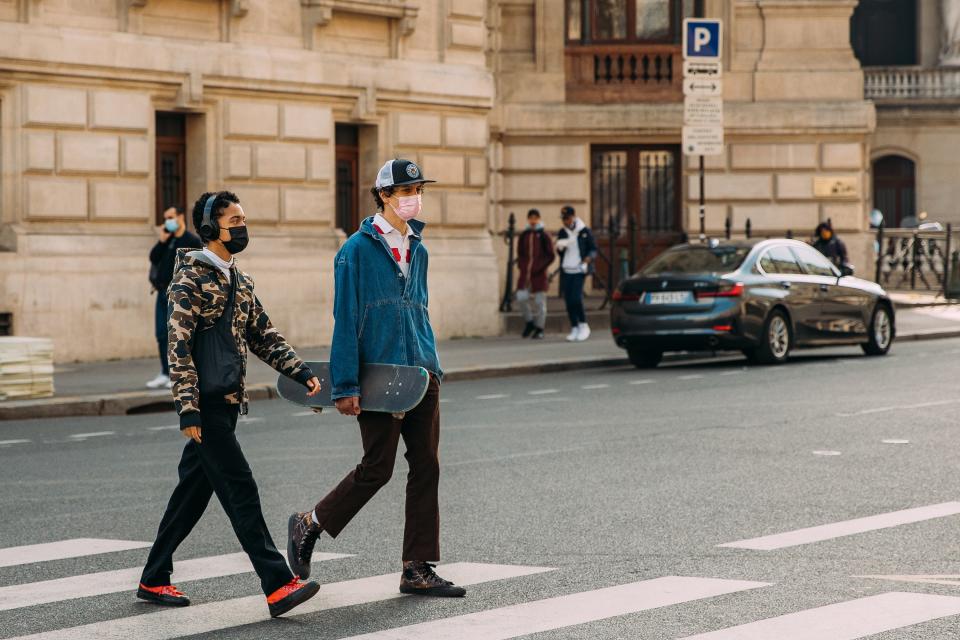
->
[199,194,219,241]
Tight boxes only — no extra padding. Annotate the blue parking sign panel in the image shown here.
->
[683,19,722,60]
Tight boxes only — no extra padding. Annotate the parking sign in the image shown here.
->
[683,19,722,60]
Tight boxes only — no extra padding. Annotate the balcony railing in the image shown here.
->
[565,44,682,104]
[865,67,960,101]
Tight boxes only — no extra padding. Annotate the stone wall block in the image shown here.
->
[685,150,727,170]
[284,187,333,223]
[25,132,56,172]
[24,86,87,127]
[504,144,586,171]
[444,116,487,148]
[231,185,280,222]
[687,174,773,200]
[226,101,279,138]
[226,144,252,179]
[467,156,487,186]
[281,104,332,141]
[450,0,484,17]
[448,21,485,49]
[685,205,729,231]
[255,144,307,180]
[445,192,486,226]
[92,182,151,219]
[421,154,465,185]
[822,203,864,231]
[504,174,586,202]
[308,146,333,182]
[775,174,814,200]
[732,203,819,231]
[59,133,120,173]
[822,143,862,169]
[122,137,150,175]
[91,91,151,130]
[731,144,817,169]
[25,178,88,219]
[395,113,442,146]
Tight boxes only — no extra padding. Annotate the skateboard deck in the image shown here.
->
[276,362,430,414]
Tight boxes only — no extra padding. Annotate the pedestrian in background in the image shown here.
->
[556,205,597,342]
[516,208,553,340]
[146,206,201,389]
[812,221,849,270]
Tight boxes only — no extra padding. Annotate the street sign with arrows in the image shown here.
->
[683,78,722,97]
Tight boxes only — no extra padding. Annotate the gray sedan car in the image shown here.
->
[610,239,895,367]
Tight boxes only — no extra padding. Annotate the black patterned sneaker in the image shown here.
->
[522,321,536,338]
[287,511,321,579]
[137,583,190,606]
[531,328,545,340]
[399,562,467,597]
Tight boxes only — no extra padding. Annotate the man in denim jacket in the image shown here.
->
[286,159,466,598]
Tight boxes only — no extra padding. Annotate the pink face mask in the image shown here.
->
[391,194,422,221]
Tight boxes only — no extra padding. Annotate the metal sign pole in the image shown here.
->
[698,155,705,242]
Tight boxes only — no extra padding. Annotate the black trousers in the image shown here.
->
[154,292,169,376]
[562,272,587,327]
[140,403,293,595]
[313,376,441,562]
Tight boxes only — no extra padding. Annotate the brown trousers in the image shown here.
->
[313,376,440,561]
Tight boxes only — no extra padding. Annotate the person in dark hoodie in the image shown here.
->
[516,208,554,339]
[812,221,849,270]
[137,191,322,618]
[146,206,202,389]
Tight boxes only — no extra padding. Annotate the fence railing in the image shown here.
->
[874,224,960,296]
[564,43,683,104]
[864,67,960,101]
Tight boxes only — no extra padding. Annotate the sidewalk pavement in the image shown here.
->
[3,305,960,421]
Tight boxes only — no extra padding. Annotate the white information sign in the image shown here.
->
[683,78,722,97]
[684,97,723,127]
[683,126,724,156]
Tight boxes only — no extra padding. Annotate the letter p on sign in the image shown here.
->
[683,19,721,60]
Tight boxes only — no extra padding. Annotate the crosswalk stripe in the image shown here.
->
[677,591,960,639]
[0,551,352,611]
[10,562,551,640]
[0,539,151,569]
[718,502,960,551]
[337,576,768,640]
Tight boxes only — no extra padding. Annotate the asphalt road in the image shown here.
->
[3,338,960,639]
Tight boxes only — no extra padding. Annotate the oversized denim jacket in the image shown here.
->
[330,216,442,400]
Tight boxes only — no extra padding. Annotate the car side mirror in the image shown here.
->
[840,264,854,277]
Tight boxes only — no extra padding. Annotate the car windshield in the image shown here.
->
[640,246,749,275]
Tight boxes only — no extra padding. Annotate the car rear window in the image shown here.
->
[640,247,749,275]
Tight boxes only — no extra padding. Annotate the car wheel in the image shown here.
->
[753,309,791,365]
[627,347,663,369]
[861,304,893,356]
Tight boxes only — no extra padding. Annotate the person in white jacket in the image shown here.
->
[555,205,598,341]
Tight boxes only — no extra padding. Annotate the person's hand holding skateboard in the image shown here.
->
[182,426,201,444]
[305,377,321,396]
[335,397,361,416]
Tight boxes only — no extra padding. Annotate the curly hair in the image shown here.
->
[369,186,396,212]
[192,191,240,241]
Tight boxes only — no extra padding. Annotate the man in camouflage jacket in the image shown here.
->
[138,191,322,618]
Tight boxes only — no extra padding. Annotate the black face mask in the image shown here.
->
[222,226,249,254]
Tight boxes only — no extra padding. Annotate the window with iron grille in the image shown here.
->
[566,0,702,45]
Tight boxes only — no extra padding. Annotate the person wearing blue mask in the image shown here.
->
[147,206,202,389]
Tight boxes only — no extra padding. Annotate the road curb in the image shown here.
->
[4,329,960,421]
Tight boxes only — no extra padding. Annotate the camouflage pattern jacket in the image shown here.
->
[167,249,313,429]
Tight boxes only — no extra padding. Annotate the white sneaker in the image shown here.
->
[565,327,579,342]
[164,379,174,390]
[576,323,591,341]
[146,373,170,389]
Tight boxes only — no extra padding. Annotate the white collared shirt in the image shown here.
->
[202,247,235,282]
[372,213,415,277]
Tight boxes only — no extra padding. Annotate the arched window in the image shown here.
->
[850,0,917,66]
[873,155,916,227]
[566,0,702,44]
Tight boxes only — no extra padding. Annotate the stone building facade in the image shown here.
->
[1,0,943,363]
[0,0,497,362]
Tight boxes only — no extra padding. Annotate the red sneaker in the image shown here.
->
[267,576,320,618]
[137,583,190,607]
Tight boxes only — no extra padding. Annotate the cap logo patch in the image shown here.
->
[405,164,420,178]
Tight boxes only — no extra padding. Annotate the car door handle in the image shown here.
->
[780,281,791,289]
[819,283,829,292]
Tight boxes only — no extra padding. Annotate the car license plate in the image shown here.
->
[647,291,689,304]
